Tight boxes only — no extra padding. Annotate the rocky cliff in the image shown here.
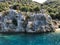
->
[0,9,55,33]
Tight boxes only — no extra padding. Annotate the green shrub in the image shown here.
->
[12,4,20,10]
[0,2,9,12]
[33,6,40,12]
[20,6,28,12]
[28,8,33,12]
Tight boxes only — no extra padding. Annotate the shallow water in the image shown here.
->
[0,32,60,45]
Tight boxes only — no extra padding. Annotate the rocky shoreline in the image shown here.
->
[0,30,55,34]
[0,9,55,33]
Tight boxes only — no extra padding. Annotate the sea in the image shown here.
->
[0,32,60,45]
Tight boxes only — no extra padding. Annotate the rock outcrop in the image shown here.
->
[0,10,55,33]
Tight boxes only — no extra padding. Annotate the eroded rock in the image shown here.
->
[0,10,55,33]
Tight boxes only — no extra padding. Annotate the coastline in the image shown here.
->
[0,30,55,34]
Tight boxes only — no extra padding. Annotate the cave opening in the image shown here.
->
[59,25,60,28]
[12,18,18,26]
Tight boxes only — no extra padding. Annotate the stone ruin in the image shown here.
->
[0,9,55,33]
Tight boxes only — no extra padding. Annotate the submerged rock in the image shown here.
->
[0,10,55,33]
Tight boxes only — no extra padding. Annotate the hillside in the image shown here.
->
[0,0,60,20]
[0,0,41,12]
[47,0,60,2]
[43,0,60,20]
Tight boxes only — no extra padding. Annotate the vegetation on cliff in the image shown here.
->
[0,0,60,20]
[43,1,60,20]
[0,2,9,12]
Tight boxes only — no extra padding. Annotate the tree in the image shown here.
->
[20,6,28,12]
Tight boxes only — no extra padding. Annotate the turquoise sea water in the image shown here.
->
[0,32,60,45]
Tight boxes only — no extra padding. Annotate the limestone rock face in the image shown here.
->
[26,14,55,33]
[0,10,55,33]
